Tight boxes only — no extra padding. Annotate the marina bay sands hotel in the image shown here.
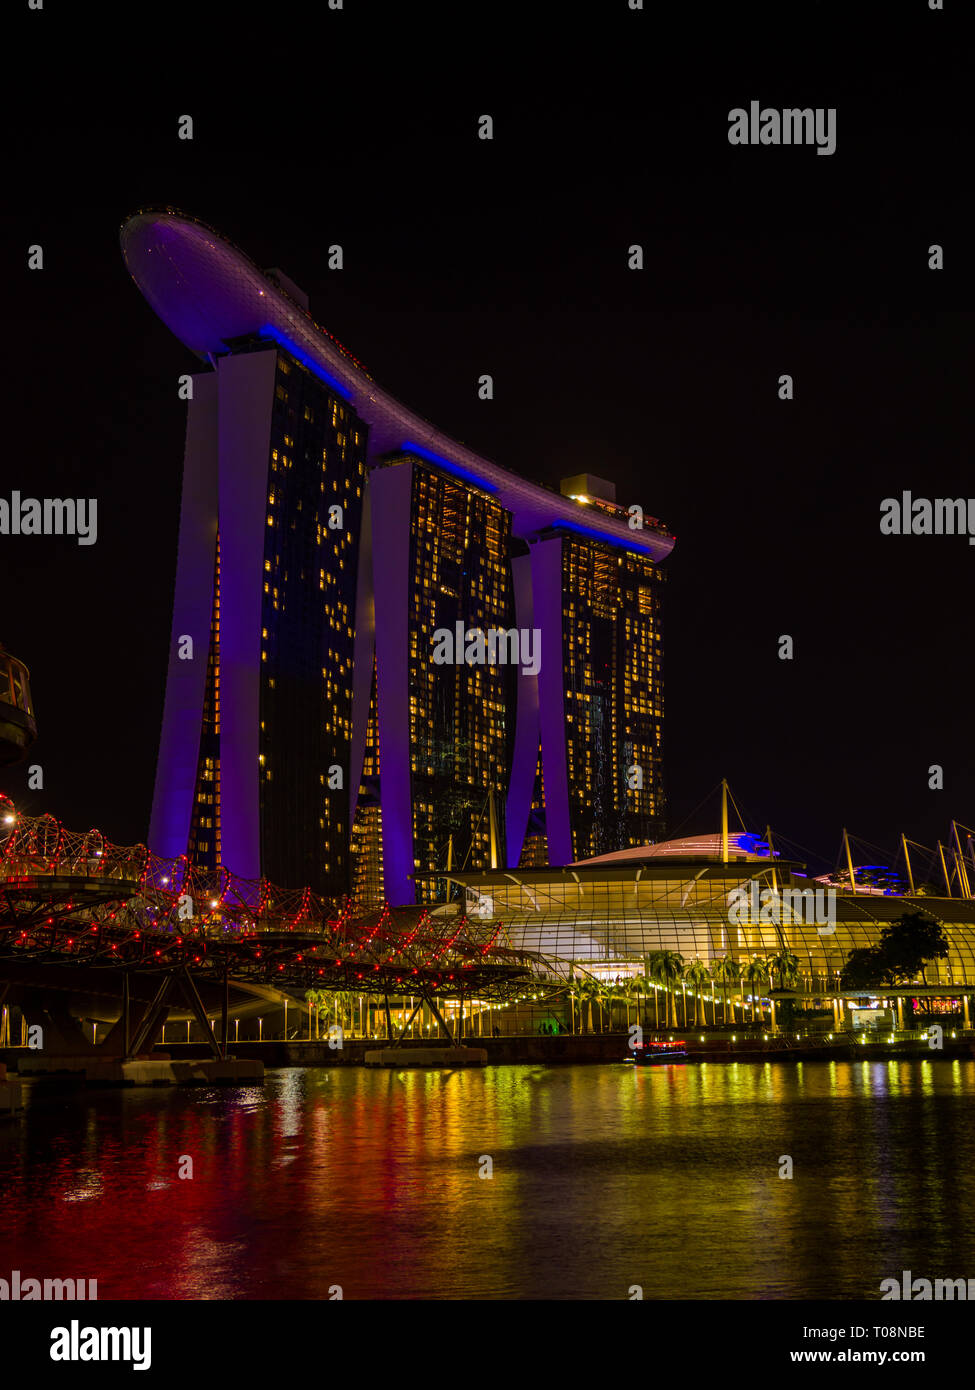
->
[122,210,675,906]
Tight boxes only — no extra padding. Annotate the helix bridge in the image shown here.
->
[0,797,555,1058]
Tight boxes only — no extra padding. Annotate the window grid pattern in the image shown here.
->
[351,657,383,906]
[188,535,221,866]
[441,866,975,988]
[561,537,665,860]
[259,349,367,894]
[407,464,514,902]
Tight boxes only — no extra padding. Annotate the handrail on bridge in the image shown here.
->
[0,800,543,993]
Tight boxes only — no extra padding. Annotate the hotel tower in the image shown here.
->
[122,210,675,904]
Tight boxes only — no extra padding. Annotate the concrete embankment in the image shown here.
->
[363,1045,488,1067]
[150,1036,634,1066]
[15,1053,263,1087]
[3,1033,970,1083]
[137,1033,975,1066]
[0,1062,23,1116]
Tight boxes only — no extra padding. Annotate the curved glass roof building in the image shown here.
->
[430,834,975,1014]
[122,210,675,903]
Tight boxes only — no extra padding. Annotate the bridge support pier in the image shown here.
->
[221,961,229,1056]
[126,974,177,1059]
[394,995,425,1046]
[123,968,224,1062]
[426,995,455,1044]
[178,967,223,1061]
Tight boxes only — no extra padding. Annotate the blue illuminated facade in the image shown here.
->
[124,210,675,903]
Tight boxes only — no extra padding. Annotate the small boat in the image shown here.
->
[626,1039,687,1065]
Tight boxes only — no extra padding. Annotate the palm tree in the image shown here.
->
[628,973,648,1033]
[331,990,344,1034]
[578,978,597,1034]
[646,953,664,1028]
[767,950,801,1039]
[595,981,607,1032]
[618,979,629,1030]
[567,972,585,1034]
[589,980,603,1034]
[768,950,800,991]
[643,965,658,1025]
[303,989,315,1037]
[712,956,742,1025]
[573,973,592,1034]
[647,951,664,1027]
[651,951,685,1028]
[684,959,713,1027]
[742,956,770,1024]
[767,950,800,1032]
[304,987,326,1039]
[596,981,611,1032]
[343,990,361,1034]
[619,979,631,1031]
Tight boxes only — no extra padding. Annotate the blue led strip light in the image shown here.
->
[257,324,352,400]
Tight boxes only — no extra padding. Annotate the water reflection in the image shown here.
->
[1,1061,974,1299]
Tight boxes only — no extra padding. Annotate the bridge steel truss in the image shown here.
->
[0,801,558,1059]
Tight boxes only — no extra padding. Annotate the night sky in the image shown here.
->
[2,3,971,881]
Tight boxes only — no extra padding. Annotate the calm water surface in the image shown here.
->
[2,1060,973,1300]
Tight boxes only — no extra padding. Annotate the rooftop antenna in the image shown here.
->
[937,840,953,896]
[842,828,856,893]
[765,824,778,894]
[900,833,916,896]
[721,779,729,864]
[952,821,973,898]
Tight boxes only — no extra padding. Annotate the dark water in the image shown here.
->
[2,1060,974,1300]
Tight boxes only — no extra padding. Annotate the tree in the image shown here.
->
[304,988,329,1039]
[684,959,712,1026]
[712,955,741,1024]
[578,978,598,1034]
[878,911,949,985]
[567,972,586,1034]
[595,982,609,1032]
[768,950,800,992]
[589,980,604,1033]
[839,912,949,991]
[646,954,663,1028]
[741,957,770,1024]
[839,947,892,990]
[341,990,359,1031]
[767,950,800,1032]
[627,973,646,1031]
[651,951,684,1028]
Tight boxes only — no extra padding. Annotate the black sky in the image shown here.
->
[2,2,972,881]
